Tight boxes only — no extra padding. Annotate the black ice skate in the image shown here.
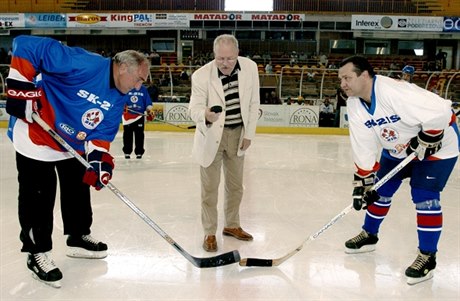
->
[67,235,108,259]
[405,250,436,285]
[27,252,63,288]
[345,230,379,254]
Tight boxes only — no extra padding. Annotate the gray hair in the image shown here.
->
[113,50,150,71]
[213,34,239,53]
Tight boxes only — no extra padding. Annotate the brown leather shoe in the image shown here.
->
[203,235,217,252]
[222,227,253,241]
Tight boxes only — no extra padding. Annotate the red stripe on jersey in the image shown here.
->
[92,139,111,152]
[417,213,443,227]
[449,112,457,126]
[10,57,37,81]
[355,161,381,177]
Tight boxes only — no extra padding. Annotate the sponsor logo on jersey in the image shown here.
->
[7,89,42,99]
[393,143,407,154]
[76,131,87,140]
[82,108,104,130]
[59,123,75,135]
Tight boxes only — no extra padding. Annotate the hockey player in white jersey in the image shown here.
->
[338,56,459,285]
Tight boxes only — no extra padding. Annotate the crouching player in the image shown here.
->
[338,56,459,285]
[6,35,150,287]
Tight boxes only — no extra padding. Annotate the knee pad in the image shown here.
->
[377,196,392,204]
[415,199,441,210]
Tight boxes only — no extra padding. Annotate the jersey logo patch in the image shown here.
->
[82,108,104,130]
[380,127,399,142]
[130,95,139,103]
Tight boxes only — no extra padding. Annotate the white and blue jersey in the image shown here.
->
[347,75,459,174]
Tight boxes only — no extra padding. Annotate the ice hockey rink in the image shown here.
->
[1,128,459,301]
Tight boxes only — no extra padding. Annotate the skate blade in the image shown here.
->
[344,245,376,254]
[66,247,107,259]
[31,272,62,288]
[406,270,434,285]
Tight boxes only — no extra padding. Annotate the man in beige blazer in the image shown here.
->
[188,34,260,252]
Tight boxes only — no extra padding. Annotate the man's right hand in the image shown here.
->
[82,150,115,191]
[6,78,42,123]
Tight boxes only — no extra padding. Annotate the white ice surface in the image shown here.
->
[1,129,459,300]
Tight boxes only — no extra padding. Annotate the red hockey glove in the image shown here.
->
[352,173,379,211]
[82,150,114,190]
[146,109,155,122]
[6,78,42,123]
[407,130,444,160]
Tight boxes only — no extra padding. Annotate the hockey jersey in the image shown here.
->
[347,75,459,173]
[7,35,126,161]
[122,85,152,125]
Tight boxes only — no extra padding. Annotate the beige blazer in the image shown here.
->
[188,56,260,167]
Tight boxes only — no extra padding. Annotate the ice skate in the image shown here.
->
[27,252,62,288]
[345,230,379,254]
[67,235,108,259]
[405,250,436,285]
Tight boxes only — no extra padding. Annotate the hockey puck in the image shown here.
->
[210,105,222,113]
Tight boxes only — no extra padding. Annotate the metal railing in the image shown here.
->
[147,64,460,105]
[1,65,458,106]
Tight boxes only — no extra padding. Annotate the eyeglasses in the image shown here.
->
[215,57,238,64]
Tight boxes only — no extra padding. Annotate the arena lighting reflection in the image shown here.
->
[224,0,273,12]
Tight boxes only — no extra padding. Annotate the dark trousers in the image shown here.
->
[16,152,92,253]
[122,118,145,156]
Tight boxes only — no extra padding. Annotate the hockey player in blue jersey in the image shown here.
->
[6,35,150,288]
[338,56,459,285]
[121,85,154,159]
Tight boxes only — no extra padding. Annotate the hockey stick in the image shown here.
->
[32,113,240,268]
[126,108,195,129]
[239,152,417,267]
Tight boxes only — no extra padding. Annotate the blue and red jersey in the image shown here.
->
[7,35,126,161]
[122,85,152,125]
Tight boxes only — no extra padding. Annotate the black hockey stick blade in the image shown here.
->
[239,258,273,267]
[184,248,241,268]
[32,113,240,268]
[239,243,307,267]
[240,152,416,267]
